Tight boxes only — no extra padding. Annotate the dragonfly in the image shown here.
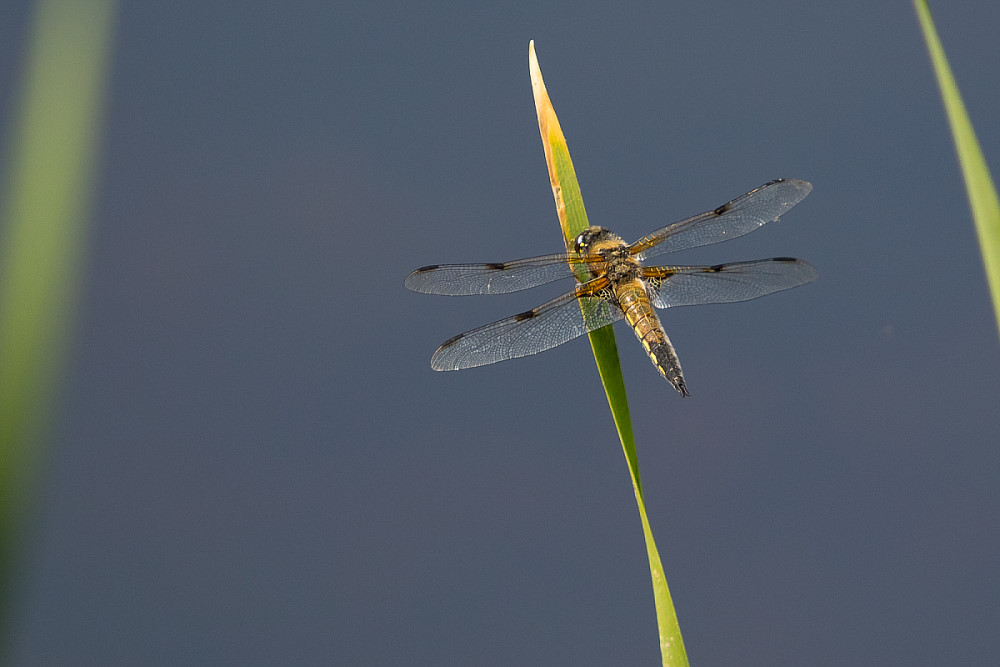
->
[405,179,817,396]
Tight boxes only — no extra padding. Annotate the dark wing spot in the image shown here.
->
[707,263,725,272]
[514,309,537,321]
[713,202,732,215]
[486,262,506,270]
[772,256,798,263]
[415,264,440,273]
[439,332,465,348]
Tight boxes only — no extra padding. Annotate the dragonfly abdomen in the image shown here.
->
[617,281,689,396]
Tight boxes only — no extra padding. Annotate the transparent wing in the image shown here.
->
[647,257,818,309]
[430,284,622,370]
[405,253,587,295]
[631,179,812,262]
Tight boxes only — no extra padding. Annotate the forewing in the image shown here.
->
[430,285,622,370]
[405,253,584,295]
[632,179,813,261]
[648,258,818,309]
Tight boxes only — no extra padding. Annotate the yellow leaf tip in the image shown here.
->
[529,43,543,91]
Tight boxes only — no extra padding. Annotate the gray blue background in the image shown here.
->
[3,2,1000,665]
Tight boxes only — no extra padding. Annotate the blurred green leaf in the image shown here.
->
[0,0,117,639]
[914,0,1000,337]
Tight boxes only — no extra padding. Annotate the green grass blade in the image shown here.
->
[529,42,688,666]
[914,0,1000,336]
[0,0,118,639]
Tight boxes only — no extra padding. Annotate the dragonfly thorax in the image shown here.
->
[574,226,639,283]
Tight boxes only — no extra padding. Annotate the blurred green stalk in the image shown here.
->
[914,0,1000,336]
[0,0,117,640]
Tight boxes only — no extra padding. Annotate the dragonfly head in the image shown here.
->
[574,226,607,255]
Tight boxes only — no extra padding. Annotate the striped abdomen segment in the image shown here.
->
[617,280,689,397]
